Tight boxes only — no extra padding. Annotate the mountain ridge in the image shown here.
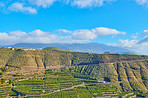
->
[5,42,136,54]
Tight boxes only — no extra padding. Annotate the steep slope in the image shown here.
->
[0,47,14,68]
[71,61,148,92]
[0,47,147,93]
[0,48,147,71]
[43,49,72,67]
[5,50,44,71]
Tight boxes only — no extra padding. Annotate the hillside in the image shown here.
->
[0,47,146,71]
[0,47,147,97]
[6,43,135,54]
[72,61,148,92]
[43,47,72,52]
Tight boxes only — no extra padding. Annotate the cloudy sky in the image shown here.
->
[1,0,148,54]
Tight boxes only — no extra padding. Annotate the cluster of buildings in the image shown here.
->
[6,47,40,51]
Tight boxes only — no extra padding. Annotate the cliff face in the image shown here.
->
[0,48,148,92]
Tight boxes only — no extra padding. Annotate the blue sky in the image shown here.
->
[1,0,148,54]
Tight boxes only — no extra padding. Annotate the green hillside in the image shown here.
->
[0,47,148,97]
[43,47,72,52]
[71,61,148,92]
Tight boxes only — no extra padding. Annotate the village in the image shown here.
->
[1,47,42,51]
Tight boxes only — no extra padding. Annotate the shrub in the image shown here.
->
[0,72,3,75]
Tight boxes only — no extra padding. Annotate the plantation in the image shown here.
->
[0,67,145,98]
[0,47,147,97]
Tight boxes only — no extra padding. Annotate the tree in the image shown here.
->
[1,67,7,72]
[0,72,3,76]
[1,78,6,84]
[9,79,13,84]
[47,69,52,72]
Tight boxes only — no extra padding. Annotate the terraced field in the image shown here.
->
[1,68,146,98]
[0,47,148,97]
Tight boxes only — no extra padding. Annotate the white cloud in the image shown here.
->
[92,27,126,36]
[122,40,148,55]
[0,27,125,46]
[9,31,27,37]
[69,27,126,40]
[68,0,115,8]
[58,29,72,34]
[72,29,97,40]
[109,30,148,54]
[136,0,148,5]
[28,0,57,8]
[118,39,138,48]
[137,30,148,44]
[0,30,56,45]
[1,0,116,14]
[0,31,25,46]
[110,37,148,54]
[138,36,148,44]
[143,30,148,36]
[109,39,142,54]
[0,29,88,46]
[8,3,37,14]
[57,27,125,40]
[135,0,148,7]
[28,0,115,8]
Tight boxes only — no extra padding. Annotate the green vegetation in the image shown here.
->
[43,47,72,52]
[0,68,147,97]
[1,67,7,72]
[0,68,131,97]
[0,72,3,75]
[0,47,147,97]
[71,62,148,92]
[0,47,147,71]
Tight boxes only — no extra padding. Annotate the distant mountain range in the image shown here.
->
[5,43,135,54]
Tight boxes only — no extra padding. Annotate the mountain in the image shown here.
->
[5,43,135,54]
[0,47,147,94]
